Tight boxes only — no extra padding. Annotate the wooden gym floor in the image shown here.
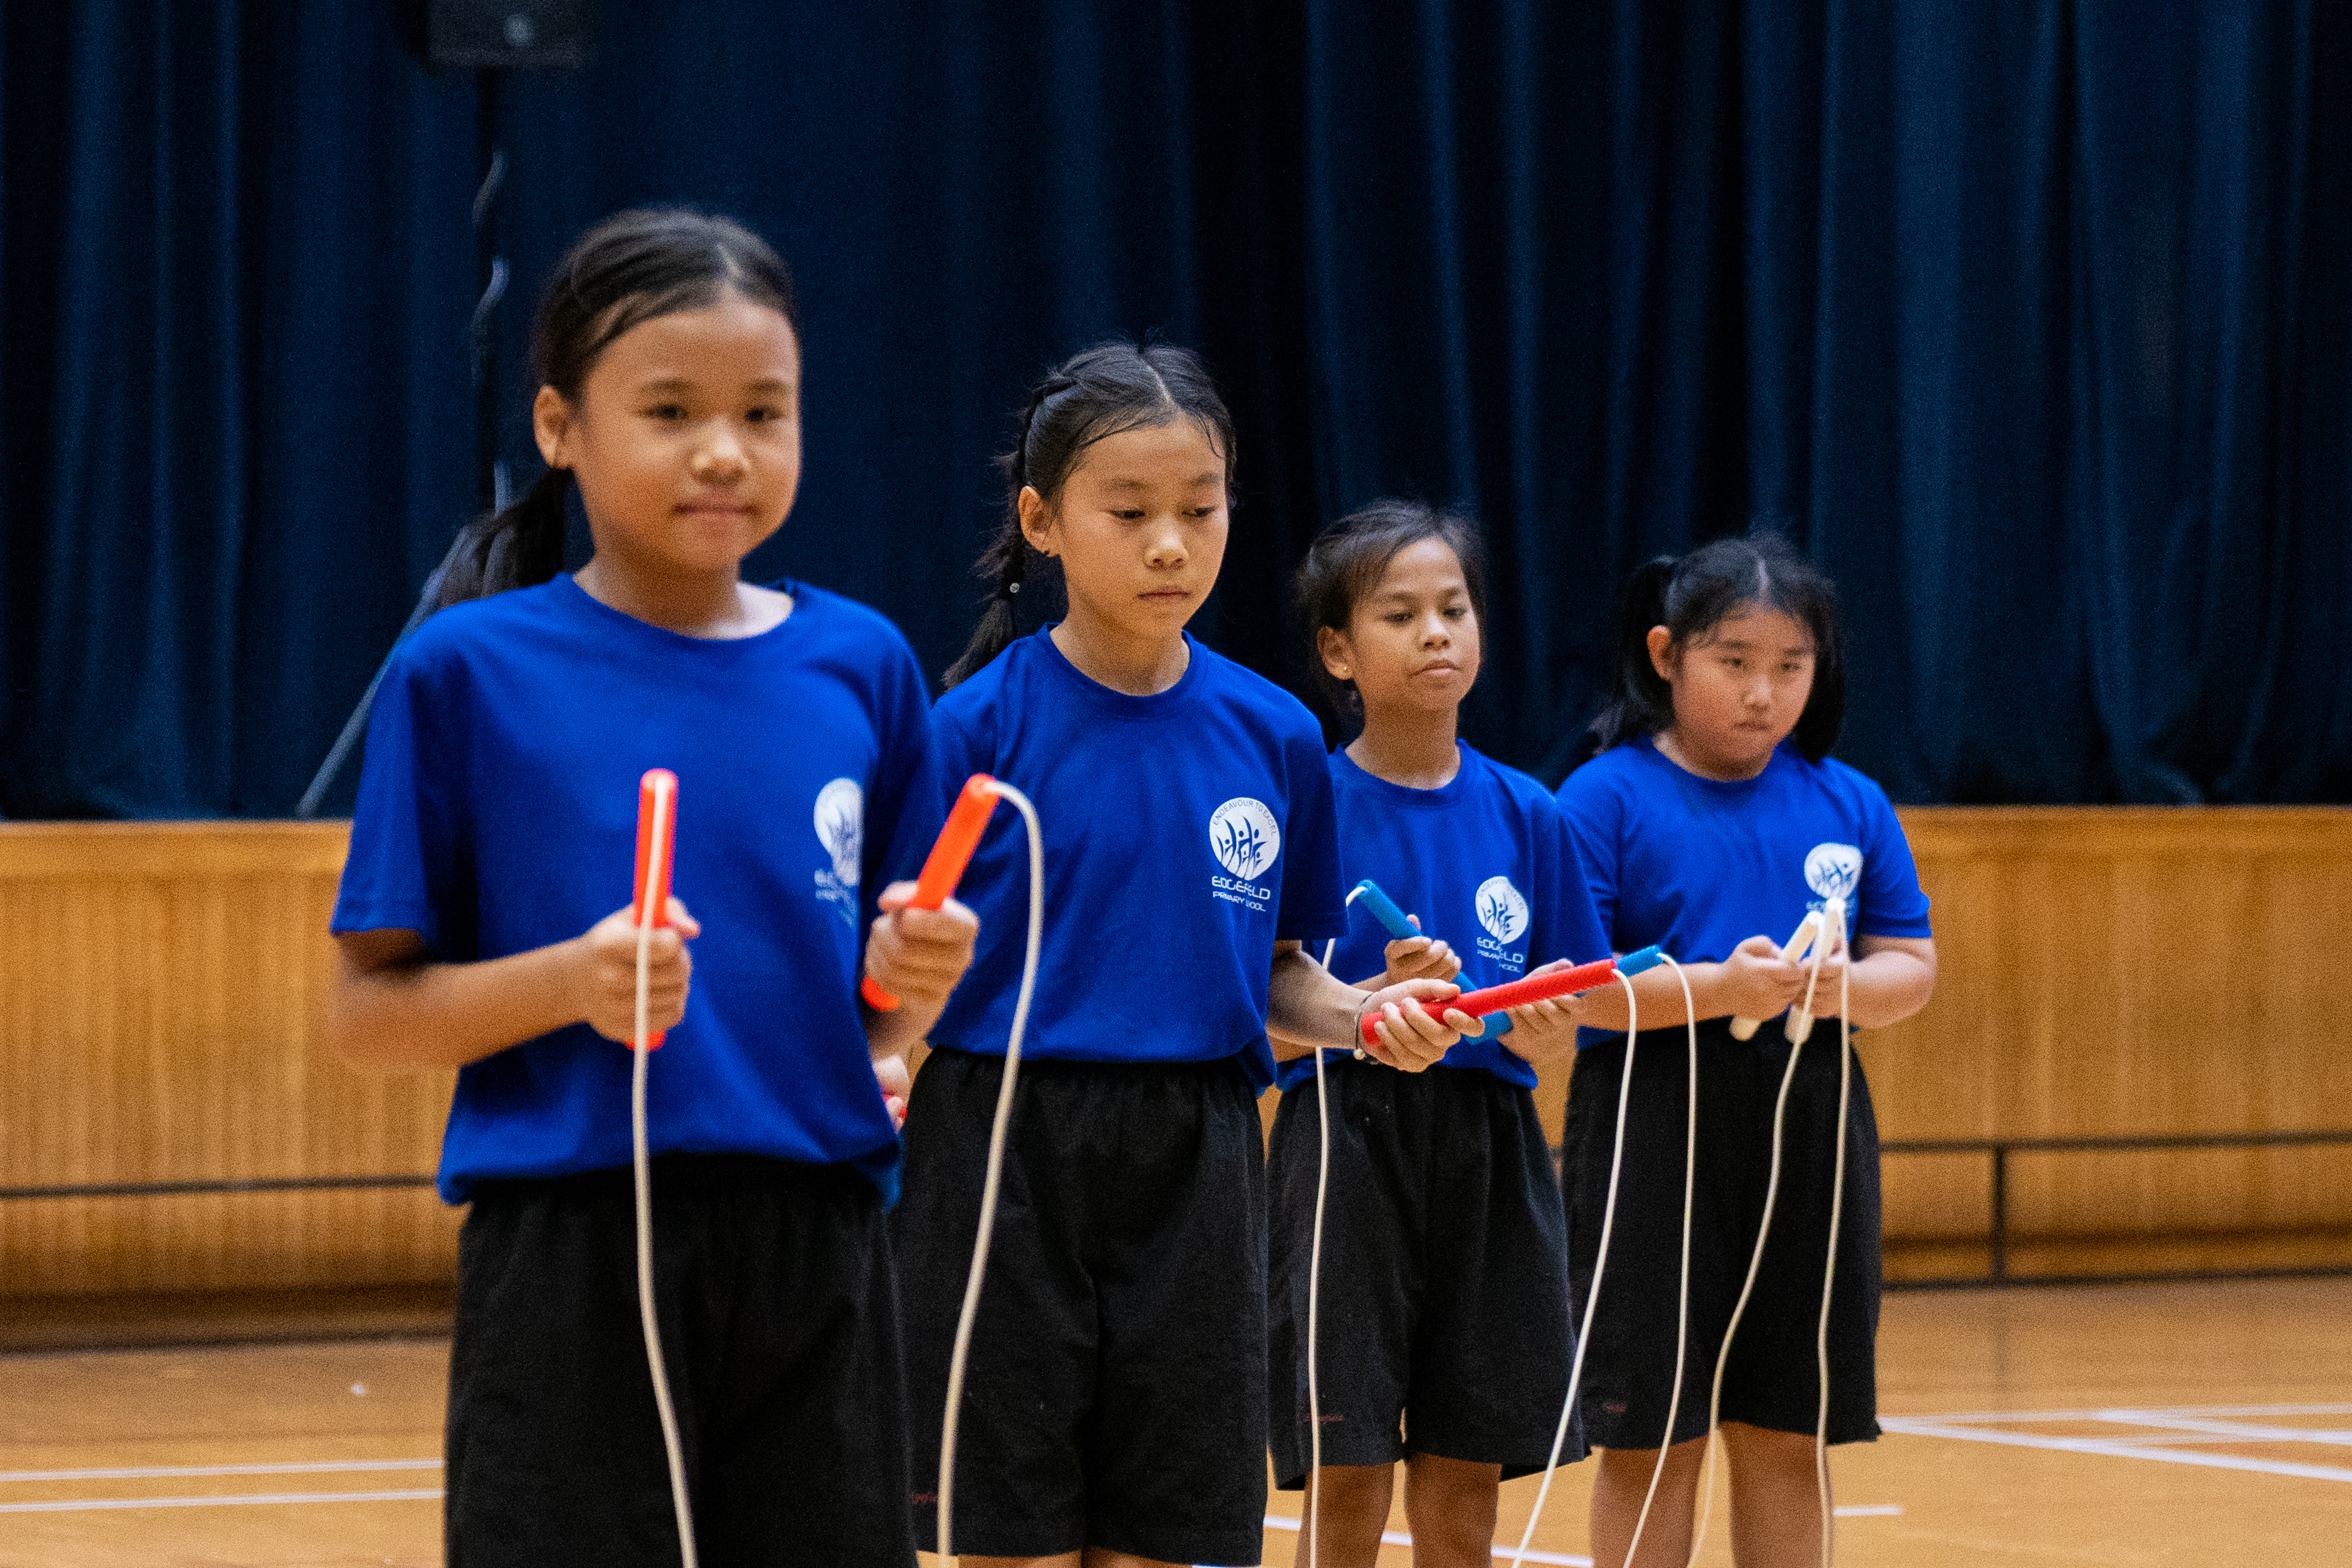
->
[3,1277,2348,1567]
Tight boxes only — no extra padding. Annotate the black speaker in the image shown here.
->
[395,0,591,71]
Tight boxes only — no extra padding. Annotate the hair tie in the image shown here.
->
[996,537,1030,604]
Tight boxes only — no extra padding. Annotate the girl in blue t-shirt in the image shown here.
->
[328,209,978,1568]
[1556,533,1936,1568]
[893,345,1472,1568]
[1267,500,1614,1568]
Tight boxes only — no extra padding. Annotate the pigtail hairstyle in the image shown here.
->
[1293,498,1490,727]
[1588,556,1679,753]
[433,207,800,609]
[1589,530,1846,763]
[943,341,1237,688]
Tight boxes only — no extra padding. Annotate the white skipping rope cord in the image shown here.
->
[631,776,698,1568]
[1620,956,1701,1566]
[1683,895,1848,1568]
[1506,970,1640,1568]
[1814,903,1854,1568]
[1302,883,1370,1568]
[936,781,1046,1568]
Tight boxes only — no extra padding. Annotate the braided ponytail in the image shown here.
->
[943,376,1069,687]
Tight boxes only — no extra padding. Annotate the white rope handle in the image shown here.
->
[936,782,1045,1568]
[631,775,698,1568]
[1788,901,1838,1045]
[1730,911,1822,1040]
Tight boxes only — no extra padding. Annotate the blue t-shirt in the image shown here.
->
[1273,742,1613,1091]
[927,629,1349,1088]
[1556,737,1932,1038]
[332,574,943,1204]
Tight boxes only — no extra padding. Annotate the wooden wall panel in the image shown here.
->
[0,824,459,1300]
[5,810,2348,1307]
[1870,807,2352,1268]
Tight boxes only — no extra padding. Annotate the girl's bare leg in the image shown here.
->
[1588,1438,1705,1567]
[1722,1421,1827,1568]
[1401,1452,1502,1568]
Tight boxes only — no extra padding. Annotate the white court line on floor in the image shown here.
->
[1885,1402,2352,1424]
[0,1488,442,1515]
[2058,1431,2278,1446]
[0,1459,441,1484]
[2107,1402,2352,1420]
[2092,1410,2352,1446]
[1881,1412,2352,1484]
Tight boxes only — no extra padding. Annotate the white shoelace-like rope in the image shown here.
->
[936,782,1045,1568]
[1685,896,1848,1568]
[1507,972,1642,1568]
[1622,956,1701,1565]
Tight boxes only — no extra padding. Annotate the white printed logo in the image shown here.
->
[1209,797,1282,881]
[1475,876,1531,945]
[1804,842,1862,903]
[814,778,865,887]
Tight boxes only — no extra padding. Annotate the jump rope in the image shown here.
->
[625,772,1852,1568]
[627,768,698,1568]
[1307,883,1675,1568]
[624,769,1045,1568]
[899,776,1047,1568]
[1308,882,1853,1568]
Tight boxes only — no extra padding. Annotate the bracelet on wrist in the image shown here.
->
[1350,992,1378,1062]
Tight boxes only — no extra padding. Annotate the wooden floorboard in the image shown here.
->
[0,1284,455,1355]
[3,1278,2348,1565]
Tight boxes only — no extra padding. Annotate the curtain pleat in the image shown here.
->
[2,1,2344,814]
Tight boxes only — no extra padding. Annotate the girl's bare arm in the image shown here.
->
[1266,939,1467,1072]
[330,901,698,1073]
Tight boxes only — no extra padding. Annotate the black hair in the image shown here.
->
[431,207,800,608]
[1293,498,1491,723]
[942,341,1237,687]
[1590,531,1846,762]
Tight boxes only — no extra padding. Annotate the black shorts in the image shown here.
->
[1562,1018,1882,1452]
[445,1153,914,1568]
[893,1046,1269,1566]
[1266,1060,1578,1488]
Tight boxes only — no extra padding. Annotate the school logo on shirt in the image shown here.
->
[813,778,864,925]
[1209,796,1281,912]
[1474,875,1531,970]
[1804,842,1863,905]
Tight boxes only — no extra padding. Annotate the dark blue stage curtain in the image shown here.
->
[3,2,2345,816]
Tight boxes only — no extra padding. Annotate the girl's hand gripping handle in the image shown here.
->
[1361,946,1663,1047]
[861,774,1000,1012]
[633,770,678,1050]
[1350,878,1459,988]
[1728,913,1822,1040]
